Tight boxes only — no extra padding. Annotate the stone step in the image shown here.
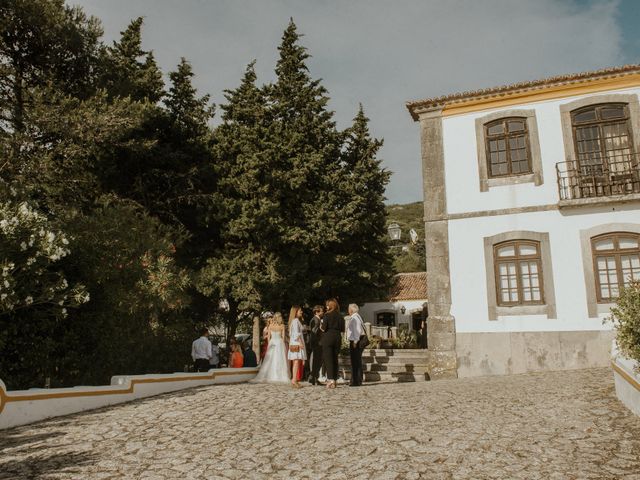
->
[365,371,429,382]
[365,363,429,374]
[362,349,428,357]
[360,356,430,366]
[340,370,429,382]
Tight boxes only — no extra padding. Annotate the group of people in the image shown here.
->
[253,298,367,389]
[190,330,257,371]
[191,298,367,389]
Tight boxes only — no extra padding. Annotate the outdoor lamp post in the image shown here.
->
[388,223,401,241]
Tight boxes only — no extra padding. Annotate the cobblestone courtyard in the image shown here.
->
[1,367,639,479]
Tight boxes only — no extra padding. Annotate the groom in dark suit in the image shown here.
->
[308,305,324,385]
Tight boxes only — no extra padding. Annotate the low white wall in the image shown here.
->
[0,367,258,430]
[611,343,640,417]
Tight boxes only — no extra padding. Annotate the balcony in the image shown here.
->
[556,154,640,206]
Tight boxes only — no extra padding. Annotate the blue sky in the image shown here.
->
[73,0,638,204]
[617,0,640,61]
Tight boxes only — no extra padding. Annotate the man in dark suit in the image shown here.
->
[242,341,257,368]
[308,305,324,385]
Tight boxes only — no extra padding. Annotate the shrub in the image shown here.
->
[608,281,640,364]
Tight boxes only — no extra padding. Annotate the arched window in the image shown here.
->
[484,117,531,177]
[591,232,640,302]
[494,240,544,306]
[571,103,634,175]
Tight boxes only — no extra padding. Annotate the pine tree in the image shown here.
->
[267,20,344,308]
[165,58,214,142]
[99,17,164,103]
[327,105,392,302]
[198,62,280,338]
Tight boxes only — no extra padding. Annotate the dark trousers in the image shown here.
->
[303,341,311,378]
[310,342,323,380]
[322,332,341,381]
[349,344,364,386]
[194,358,210,372]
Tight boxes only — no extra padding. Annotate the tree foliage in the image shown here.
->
[0,3,392,388]
[609,281,640,364]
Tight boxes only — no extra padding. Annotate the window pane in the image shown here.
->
[574,109,597,123]
[594,238,615,251]
[600,106,625,120]
[621,254,640,285]
[519,244,538,256]
[487,123,504,135]
[491,162,508,176]
[497,245,516,257]
[619,237,639,249]
[507,120,525,132]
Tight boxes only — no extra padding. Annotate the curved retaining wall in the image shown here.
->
[0,367,258,430]
[611,343,640,417]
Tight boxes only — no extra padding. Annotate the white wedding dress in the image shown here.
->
[251,330,289,383]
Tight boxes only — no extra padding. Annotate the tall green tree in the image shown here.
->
[266,19,344,307]
[199,62,276,337]
[324,105,392,302]
[98,17,164,103]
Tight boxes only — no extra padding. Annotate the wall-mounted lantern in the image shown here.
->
[388,223,401,241]
[400,305,406,315]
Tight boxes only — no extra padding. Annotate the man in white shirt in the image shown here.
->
[192,328,213,372]
[347,304,365,387]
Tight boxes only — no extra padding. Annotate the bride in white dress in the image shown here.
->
[251,313,289,384]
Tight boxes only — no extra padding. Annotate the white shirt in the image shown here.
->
[347,313,364,342]
[209,345,220,365]
[192,336,212,361]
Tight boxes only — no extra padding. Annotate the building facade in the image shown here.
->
[359,272,428,335]
[407,65,640,379]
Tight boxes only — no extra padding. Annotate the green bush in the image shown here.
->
[608,281,640,364]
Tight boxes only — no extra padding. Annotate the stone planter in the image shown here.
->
[611,342,640,417]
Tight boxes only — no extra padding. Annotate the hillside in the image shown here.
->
[385,201,425,273]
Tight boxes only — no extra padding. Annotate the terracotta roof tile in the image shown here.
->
[389,272,427,301]
[406,63,640,120]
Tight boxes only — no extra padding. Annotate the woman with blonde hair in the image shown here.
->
[251,312,289,383]
[320,298,344,389]
[287,305,307,388]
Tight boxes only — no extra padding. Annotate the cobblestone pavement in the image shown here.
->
[1,368,640,479]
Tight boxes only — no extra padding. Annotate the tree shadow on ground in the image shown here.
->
[0,451,96,479]
[0,431,65,451]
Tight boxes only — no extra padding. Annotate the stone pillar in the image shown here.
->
[419,108,457,380]
[252,316,260,361]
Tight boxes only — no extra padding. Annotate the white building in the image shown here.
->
[407,65,640,379]
[359,272,428,335]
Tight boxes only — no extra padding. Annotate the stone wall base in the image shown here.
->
[456,330,614,378]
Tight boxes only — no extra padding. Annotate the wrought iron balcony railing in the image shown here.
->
[556,153,640,201]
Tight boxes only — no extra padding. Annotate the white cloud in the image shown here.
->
[73,0,623,203]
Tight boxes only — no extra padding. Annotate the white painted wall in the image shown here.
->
[448,203,639,333]
[439,85,640,335]
[441,85,640,215]
[0,368,258,430]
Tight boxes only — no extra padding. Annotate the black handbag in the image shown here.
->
[357,318,370,349]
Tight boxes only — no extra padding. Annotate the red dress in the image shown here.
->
[230,351,244,368]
